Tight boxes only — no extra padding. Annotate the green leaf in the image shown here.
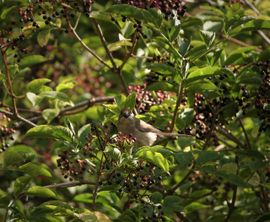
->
[107,4,162,27]
[4,145,37,167]
[176,108,195,129]
[0,6,16,19]
[108,40,132,52]
[124,92,136,109]
[224,46,256,65]
[56,79,75,92]
[14,176,32,195]
[115,94,126,110]
[26,125,73,142]
[37,29,51,47]
[196,151,220,165]
[27,186,57,198]
[73,193,93,204]
[256,213,270,222]
[231,19,270,34]
[184,202,209,213]
[216,171,250,187]
[136,150,170,172]
[147,63,176,75]
[187,66,221,83]
[147,82,175,92]
[42,108,60,123]
[39,91,70,102]
[19,162,52,177]
[78,124,92,146]
[163,195,182,215]
[26,92,39,106]
[19,55,48,68]
[175,151,193,168]
[27,78,51,93]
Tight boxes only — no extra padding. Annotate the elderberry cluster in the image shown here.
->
[116,0,186,19]
[0,125,15,152]
[57,151,87,181]
[128,85,169,113]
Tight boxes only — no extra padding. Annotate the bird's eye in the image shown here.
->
[122,111,130,118]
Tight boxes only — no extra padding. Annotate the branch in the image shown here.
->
[225,156,239,222]
[45,181,95,189]
[25,96,114,125]
[67,21,111,69]
[92,19,129,95]
[92,19,117,70]
[242,0,270,45]
[170,60,187,132]
[215,126,246,149]
[238,119,251,149]
[221,34,262,52]
[1,49,36,127]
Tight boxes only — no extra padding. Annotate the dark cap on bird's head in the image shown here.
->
[120,110,132,118]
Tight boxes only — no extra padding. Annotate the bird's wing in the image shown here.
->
[135,118,162,134]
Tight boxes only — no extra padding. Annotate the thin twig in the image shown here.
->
[215,126,245,149]
[170,161,195,193]
[67,21,111,69]
[225,156,239,222]
[238,119,251,149]
[92,19,117,69]
[170,60,187,132]
[1,49,36,127]
[221,34,262,52]
[92,19,129,95]
[119,33,138,70]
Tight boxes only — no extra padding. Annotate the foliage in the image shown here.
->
[0,0,270,221]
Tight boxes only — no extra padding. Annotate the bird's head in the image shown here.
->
[119,109,134,119]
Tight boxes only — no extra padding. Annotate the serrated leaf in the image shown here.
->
[56,79,75,92]
[19,162,52,177]
[184,202,209,213]
[146,63,176,75]
[175,151,193,168]
[19,55,48,68]
[27,78,51,93]
[124,92,136,109]
[14,176,32,195]
[4,145,37,167]
[39,91,70,102]
[196,151,220,165]
[26,125,73,142]
[224,46,256,65]
[107,4,162,27]
[163,195,182,215]
[37,29,51,47]
[26,92,39,106]
[78,124,92,146]
[108,39,132,52]
[42,108,60,123]
[147,82,175,92]
[27,186,57,198]
[231,19,270,34]
[136,150,170,172]
[187,66,221,83]
[73,193,93,204]
[0,6,16,19]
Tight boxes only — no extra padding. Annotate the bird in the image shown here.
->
[118,110,182,146]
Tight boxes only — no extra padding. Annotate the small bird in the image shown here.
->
[118,110,182,146]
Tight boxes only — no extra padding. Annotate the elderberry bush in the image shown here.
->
[0,0,270,222]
